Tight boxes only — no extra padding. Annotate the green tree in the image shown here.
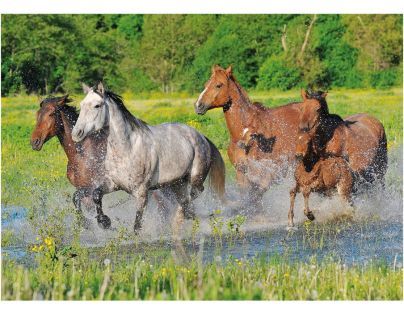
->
[190,15,295,91]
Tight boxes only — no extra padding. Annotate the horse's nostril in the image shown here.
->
[35,139,40,146]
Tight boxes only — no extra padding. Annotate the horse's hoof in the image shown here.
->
[286,225,298,231]
[306,212,315,221]
[97,214,111,229]
[133,222,142,235]
[183,210,196,220]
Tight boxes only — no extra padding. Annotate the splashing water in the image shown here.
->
[2,147,402,265]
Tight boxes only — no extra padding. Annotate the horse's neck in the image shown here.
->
[107,99,139,149]
[58,112,78,161]
[302,148,321,173]
[223,81,255,141]
[315,115,343,150]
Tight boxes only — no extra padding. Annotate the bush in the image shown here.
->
[257,55,301,90]
[370,68,402,89]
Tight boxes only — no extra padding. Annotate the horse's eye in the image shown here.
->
[94,104,101,109]
[216,83,223,89]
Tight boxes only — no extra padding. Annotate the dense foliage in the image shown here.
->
[1,14,402,96]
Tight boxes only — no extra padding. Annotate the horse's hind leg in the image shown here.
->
[337,176,355,214]
[153,190,171,224]
[170,181,195,239]
[93,187,111,229]
[133,186,149,235]
[73,189,91,229]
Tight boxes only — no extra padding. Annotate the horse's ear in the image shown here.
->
[301,89,308,101]
[225,65,233,76]
[56,94,69,106]
[82,83,91,94]
[97,82,105,95]
[321,91,328,98]
[212,64,221,73]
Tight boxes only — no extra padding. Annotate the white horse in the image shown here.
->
[72,83,226,236]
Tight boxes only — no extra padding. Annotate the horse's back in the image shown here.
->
[342,113,387,178]
[149,122,211,180]
[261,102,302,159]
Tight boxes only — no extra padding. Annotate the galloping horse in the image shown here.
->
[195,65,303,213]
[298,90,387,188]
[288,130,354,228]
[30,95,113,229]
[72,83,226,235]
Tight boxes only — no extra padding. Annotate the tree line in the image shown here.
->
[1,14,402,96]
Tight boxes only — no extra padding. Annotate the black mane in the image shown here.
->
[103,90,150,132]
[40,95,79,124]
[306,90,329,114]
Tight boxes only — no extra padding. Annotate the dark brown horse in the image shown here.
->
[30,95,113,228]
[194,65,304,213]
[299,90,387,188]
[288,130,354,228]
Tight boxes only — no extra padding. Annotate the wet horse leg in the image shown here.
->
[337,177,355,213]
[288,185,298,227]
[153,191,171,224]
[93,187,111,229]
[133,186,148,234]
[73,188,91,229]
[302,188,315,221]
[170,181,194,239]
[245,184,266,216]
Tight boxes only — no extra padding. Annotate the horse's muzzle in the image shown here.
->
[31,138,43,151]
[72,128,84,142]
[194,103,208,115]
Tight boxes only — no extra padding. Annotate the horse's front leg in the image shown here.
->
[288,185,299,228]
[133,186,149,234]
[93,187,111,229]
[302,188,315,221]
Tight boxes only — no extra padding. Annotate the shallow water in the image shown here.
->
[2,147,403,267]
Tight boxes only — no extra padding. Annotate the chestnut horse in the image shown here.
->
[288,130,354,228]
[299,90,387,188]
[195,65,303,213]
[30,95,113,229]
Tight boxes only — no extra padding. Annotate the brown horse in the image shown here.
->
[288,131,354,228]
[30,95,113,229]
[299,90,387,188]
[194,65,304,213]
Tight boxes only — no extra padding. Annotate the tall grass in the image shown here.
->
[2,253,402,300]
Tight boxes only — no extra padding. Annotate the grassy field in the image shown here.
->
[1,88,403,300]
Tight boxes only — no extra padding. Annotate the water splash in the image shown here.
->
[2,147,402,264]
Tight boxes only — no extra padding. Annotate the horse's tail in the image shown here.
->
[205,137,226,204]
[376,126,388,184]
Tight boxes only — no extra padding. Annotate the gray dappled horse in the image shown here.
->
[72,83,226,237]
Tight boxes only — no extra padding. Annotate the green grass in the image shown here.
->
[2,250,402,300]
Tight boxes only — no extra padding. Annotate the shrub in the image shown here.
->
[257,55,301,90]
[370,68,402,89]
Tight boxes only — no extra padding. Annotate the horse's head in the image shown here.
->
[295,130,313,162]
[72,82,108,143]
[31,95,70,150]
[299,89,328,132]
[194,65,234,115]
